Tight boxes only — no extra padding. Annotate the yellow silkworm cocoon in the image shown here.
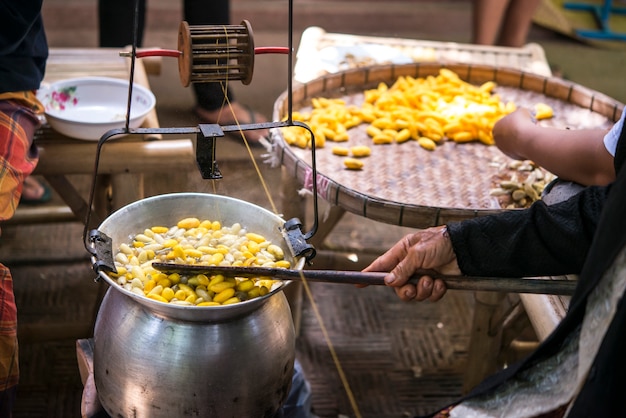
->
[371,118,393,130]
[151,226,169,234]
[332,146,350,156]
[360,108,376,122]
[222,297,241,305]
[184,248,203,259]
[143,279,156,293]
[267,244,284,259]
[333,131,350,142]
[534,103,554,120]
[156,277,172,288]
[148,285,163,296]
[425,132,443,142]
[350,145,372,157]
[245,232,266,244]
[177,217,200,230]
[168,273,181,285]
[417,137,437,151]
[209,281,236,294]
[147,294,168,303]
[243,257,257,266]
[178,283,196,297]
[197,301,221,307]
[161,287,175,301]
[172,245,186,260]
[366,125,382,138]
[213,288,236,304]
[394,119,410,130]
[478,130,494,145]
[395,128,411,143]
[372,133,393,145]
[236,280,255,292]
[246,241,260,254]
[344,158,364,170]
[451,131,475,143]
[209,252,224,265]
[162,238,178,248]
[273,260,292,269]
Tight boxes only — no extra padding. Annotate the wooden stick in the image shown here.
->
[151,263,577,296]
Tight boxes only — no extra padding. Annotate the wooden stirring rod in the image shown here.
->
[151,263,577,296]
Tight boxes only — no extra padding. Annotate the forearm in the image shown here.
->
[448,184,609,277]
[523,127,614,186]
[494,108,615,186]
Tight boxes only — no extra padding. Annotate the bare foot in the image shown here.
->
[195,102,269,144]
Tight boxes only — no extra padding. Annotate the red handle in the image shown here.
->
[134,49,182,58]
[119,49,182,58]
[254,47,290,55]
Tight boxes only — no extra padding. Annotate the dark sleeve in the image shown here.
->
[0,1,44,54]
[447,184,610,277]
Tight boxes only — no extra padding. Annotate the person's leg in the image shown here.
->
[98,0,147,47]
[472,0,510,45]
[0,267,18,417]
[184,0,269,143]
[184,0,235,110]
[0,94,43,416]
[497,0,541,47]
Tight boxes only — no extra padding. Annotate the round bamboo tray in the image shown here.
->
[271,63,623,229]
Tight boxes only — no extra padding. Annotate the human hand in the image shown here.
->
[493,107,538,161]
[362,225,460,302]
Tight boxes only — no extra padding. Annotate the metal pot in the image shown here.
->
[92,193,299,417]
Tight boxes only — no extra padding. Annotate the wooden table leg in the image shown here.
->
[110,173,144,211]
[280,166,308,336]
[463,291,507,393]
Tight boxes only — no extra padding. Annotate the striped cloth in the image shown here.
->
[0,90,43,412]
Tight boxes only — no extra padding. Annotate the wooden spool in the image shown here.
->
[177,20,255,87]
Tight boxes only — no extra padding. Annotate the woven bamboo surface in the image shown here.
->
[272,63,622,229]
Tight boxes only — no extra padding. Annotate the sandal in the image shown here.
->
[194,103,269,147]
[20,176,52,205]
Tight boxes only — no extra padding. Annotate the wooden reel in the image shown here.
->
[177,20,255,87]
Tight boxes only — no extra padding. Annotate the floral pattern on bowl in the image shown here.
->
[42,86,79,112]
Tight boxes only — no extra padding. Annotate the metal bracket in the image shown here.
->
[88,229,117,275]
[282,218,316,264]
[196,123,225,179]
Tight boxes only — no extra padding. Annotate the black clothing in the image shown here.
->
[429,113,626,417]
[0,1,48,93]
[449,184,608,278]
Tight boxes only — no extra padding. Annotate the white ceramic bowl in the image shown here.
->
[37,76,156,141]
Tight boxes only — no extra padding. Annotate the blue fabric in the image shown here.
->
[279,359,314,418]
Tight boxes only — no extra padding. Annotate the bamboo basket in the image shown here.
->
[271,62,623,229]
[293,26,553,82]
